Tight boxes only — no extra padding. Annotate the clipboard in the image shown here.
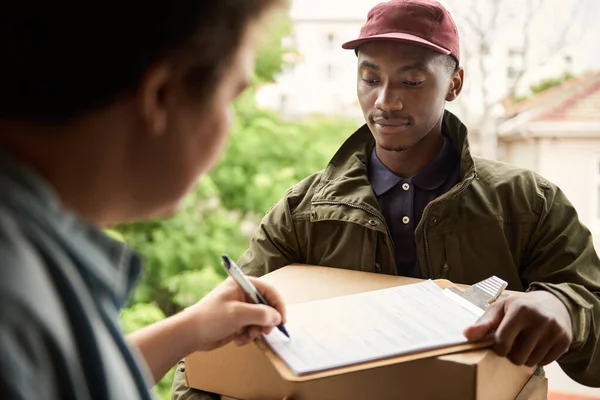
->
[254,274,508,382]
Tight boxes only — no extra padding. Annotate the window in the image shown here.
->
[507,48,523,58]
[479,42,490,55]
[326,32,335,49]
[507,66,518,79]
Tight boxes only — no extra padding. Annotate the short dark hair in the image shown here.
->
[0,1,283,121]
[443,55,459,75]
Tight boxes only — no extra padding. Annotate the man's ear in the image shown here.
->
[446,67,464,102]
[138,64,171,137]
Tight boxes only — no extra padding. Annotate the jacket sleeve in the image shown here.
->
[238,193,303,277]
[521,181,600,387]
[171,360,221,400]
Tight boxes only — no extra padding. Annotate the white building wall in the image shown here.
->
[500,136,600,249]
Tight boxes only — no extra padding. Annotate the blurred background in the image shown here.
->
[112,1,600,398]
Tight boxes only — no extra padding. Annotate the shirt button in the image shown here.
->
[402,216,410,224]
[402,183,410,191]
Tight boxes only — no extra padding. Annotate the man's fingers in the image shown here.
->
[493,305,524,357]
[464,301,505,341]
[233,302,282,328]
[234,326,265,347]
[247,326,263,341]
[507,327,546,366]
[524,330,556,367]
[263,326,274,335]
[234,333,251,347]
[249,277,287,323]
[538,340,570,366]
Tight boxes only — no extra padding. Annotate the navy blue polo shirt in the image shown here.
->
[368,135,461,277]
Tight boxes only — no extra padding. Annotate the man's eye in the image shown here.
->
[362,78,380,85]
[404,81,423,87]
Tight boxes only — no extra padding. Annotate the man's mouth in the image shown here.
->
[372,119,411,133]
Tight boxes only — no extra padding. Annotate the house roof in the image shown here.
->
[498,71,600,140]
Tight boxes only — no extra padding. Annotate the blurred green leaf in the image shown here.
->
[120,303,166,334]
[164,269,225,309]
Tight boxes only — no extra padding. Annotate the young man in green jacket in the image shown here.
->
[173,0,600,397]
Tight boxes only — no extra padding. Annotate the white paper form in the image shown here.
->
[264,280,483,375]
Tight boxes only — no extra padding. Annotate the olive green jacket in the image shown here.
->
[172,111,600,399]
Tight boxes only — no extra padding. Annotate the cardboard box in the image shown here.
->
[515,375,548,400]
[222,375,548,400]
[185,265,535,400]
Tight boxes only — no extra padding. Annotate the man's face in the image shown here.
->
[130,28,255,221]
[357,41,457,152]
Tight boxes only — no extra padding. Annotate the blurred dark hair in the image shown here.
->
[0,1,284,122]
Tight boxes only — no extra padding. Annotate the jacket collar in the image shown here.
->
[369,134,458,195]
[313,110,476,205]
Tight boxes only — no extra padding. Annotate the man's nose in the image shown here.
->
[374,86,404,112]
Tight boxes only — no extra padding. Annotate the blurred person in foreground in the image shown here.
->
[0,2,292,399]
[173,0,600,398]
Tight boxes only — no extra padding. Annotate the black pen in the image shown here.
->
[220,254,290,338]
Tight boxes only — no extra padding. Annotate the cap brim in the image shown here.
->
[341,32,451,56]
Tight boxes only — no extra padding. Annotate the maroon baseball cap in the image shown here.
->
[342,0,460,64]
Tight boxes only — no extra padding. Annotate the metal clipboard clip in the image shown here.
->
[446,275,508,311]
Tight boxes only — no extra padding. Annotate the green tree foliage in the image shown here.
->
[529,72,574,95]
[514,72,575,102]
[254,17,294,83]
[115,14,361,400]
[212,91,358,215]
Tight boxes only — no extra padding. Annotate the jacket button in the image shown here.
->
[431,217,438,225]
[442,263,449,272]
[368,219,378,226]
[375,262,382,272]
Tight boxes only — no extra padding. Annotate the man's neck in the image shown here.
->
[375,128,445,178]
[0,117,129,227]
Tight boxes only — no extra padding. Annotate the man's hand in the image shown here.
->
[185,277,287,352]
[464,291,573,367]
[128,277,286,384]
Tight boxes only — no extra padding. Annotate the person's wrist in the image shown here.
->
[177,304,209,353]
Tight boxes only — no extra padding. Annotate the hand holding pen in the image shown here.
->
[181,256,288,352]
[221,255,290,338]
